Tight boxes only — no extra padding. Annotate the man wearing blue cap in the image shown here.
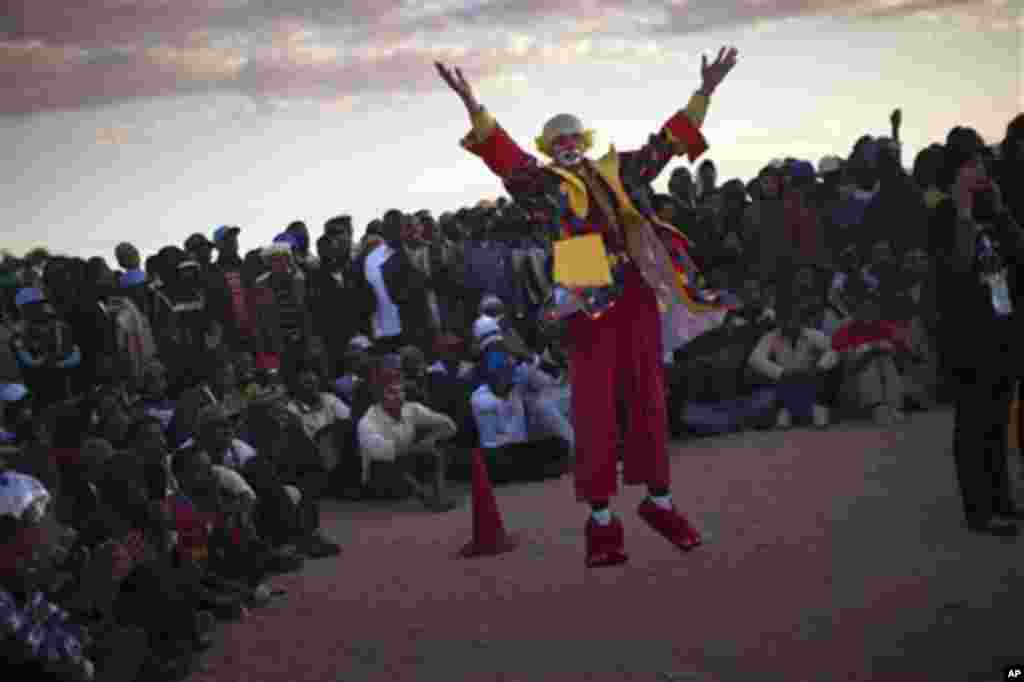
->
[0,383,27,443]
[10,288,80,409]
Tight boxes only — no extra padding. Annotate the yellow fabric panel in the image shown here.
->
[553,233,613,287]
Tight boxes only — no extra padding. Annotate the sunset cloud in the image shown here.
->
[0,0,1013,118]
[95,125,133,145]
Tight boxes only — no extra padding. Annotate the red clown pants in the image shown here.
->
[568,265,669,503]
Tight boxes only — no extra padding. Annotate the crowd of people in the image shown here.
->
[0,105,1021,680]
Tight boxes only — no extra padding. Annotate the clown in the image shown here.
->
[436,46,739,567]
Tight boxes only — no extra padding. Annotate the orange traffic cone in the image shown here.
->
[459,448,519,558]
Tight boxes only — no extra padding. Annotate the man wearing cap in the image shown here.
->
[114,242,144,287]
[285,221,313,266]
[10,288,81,410]
[816,155,844,201]
[205,226,255,354]
[113,241,158,325]
[437,46,739,566]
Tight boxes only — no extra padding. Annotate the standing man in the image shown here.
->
[935,129,1024,536]
[314,215,360,377]
[436,45,738,567]
[206,225,254,354]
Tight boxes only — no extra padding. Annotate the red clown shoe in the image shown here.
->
[585,516,629,568]
[637,499,702,551]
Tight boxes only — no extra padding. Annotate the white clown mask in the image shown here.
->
[538,114,594,167]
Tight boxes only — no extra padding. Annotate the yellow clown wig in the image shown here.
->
[535,113,595,158]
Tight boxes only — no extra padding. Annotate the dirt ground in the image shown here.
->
[189,409,1024,682]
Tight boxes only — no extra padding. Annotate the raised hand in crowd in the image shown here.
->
[699,46,739,96]
[435,62,482,114]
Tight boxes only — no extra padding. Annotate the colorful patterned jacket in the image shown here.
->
[0,588,87,668]
[460,94,733,320]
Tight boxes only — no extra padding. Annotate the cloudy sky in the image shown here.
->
[2,0,1020,260]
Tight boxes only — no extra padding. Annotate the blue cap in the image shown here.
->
[273,233,298,249]
[789,160,816,181]
[213,225,241,244]
[14,287,44,308]
[857,139,879,166]
[0,383,28,402]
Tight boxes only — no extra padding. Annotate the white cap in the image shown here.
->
[817,155,843,176]
[472,315,503,348]
[542,113,585,140]
[348,335,373,351]
[0,472,50,521]
[478,294,503,316]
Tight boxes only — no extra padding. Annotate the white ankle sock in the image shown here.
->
[591,509,612,525]
[650,494,672,510]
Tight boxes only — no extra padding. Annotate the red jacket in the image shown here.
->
[831,319,910,354]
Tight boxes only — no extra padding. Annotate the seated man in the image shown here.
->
[134,359,176,433]
[884,246,938,410]
[356,355,457,512]
[469,346,570,484]
[192,403,337,560]
[831,284,912,425]
[426,334,479,450]
[747,303,839,429]
[170,445,279,596]
[0,470,151,682]
[668,313,774,437]
[284,358,352,478]
[516,357,574,460]
[333,344,373,407]
[171,351,246,449]
[398,345,430,405]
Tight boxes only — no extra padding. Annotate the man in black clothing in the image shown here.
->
[205,225,254,354]
[313,216,361,378]
[184,233,215,272]
[934,128,1024,537]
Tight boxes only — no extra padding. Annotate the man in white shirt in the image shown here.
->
[285,361,355,496]
[363,240,403,349]
[746,304,839,428]
[356,355,457,512]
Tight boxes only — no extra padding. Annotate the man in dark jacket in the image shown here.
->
[205,226,255,354]
[933,128,1024,537]
[312,216,362,379]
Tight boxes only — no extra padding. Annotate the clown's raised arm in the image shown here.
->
[435,48,738,203]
